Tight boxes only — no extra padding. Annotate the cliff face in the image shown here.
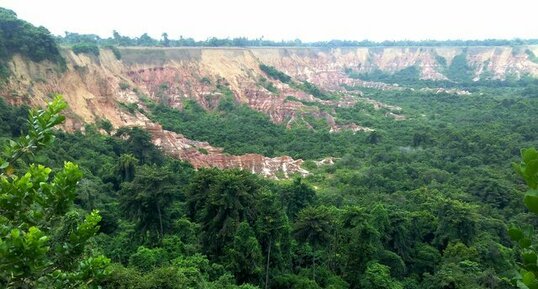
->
[251,46,538,82]
[1,46,537,177]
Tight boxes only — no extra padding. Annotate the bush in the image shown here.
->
[0,8,64,78]
[107,45,122,60]
[526,49,538,64]
[73,42,100,56]
[119,81,130,90]
[259,64,292,83]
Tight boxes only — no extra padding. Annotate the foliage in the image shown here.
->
[510,148,538,288]
[72,42,100,56]
[526,50,538,64]
[291,81,336,100]
[349,66,421,84]
[0,88,532,288]
[360,262,403,289]
[57,29,538,48]
[3,29,538,288]
[447,52,473,82]
[258,77,279,94]
[120,164,180,242]
[259,64,292,83]
[0,8,64,79]
[186,169,260,259]
[119,81,130,90]
[97,118,113,135]
[147,99,360,159]
[106,45,122,60]
[0,96,109,288]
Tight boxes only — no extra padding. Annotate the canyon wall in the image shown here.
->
[251,46,538,82]
[1,45,537,177]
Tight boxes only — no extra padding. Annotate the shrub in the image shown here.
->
[73,42,100,56]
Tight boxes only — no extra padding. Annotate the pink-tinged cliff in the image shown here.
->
[1,45,537,177]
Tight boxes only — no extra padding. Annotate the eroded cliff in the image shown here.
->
[1,45,537,177]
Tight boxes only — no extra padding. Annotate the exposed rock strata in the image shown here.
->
[2,46,537,177]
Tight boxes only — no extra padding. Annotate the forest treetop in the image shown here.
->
[58,30,538,48]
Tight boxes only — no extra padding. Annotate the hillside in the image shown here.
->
[1,45,538,177]
[3,7,538,288]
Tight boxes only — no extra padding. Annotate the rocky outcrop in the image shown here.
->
[2,45,536,177]
[148,122,309,178]
[251,46,538,81]
[0,49,311,178]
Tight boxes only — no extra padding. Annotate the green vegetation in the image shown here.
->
[285,95,318,106]
[106,45,122,60]
[348,57,472,84]
[118,102,140,114]
[57,29,538,47]
[447,52,473,82]
[3,11,538,288]
[291,81,337,100]
[349,66,421,84]
[2,75,538,288]
[146,99,359,159]
[72,42,100,56]
[526,49,538,64]
[119,81,130,90]
[435,55,447,67]
[259,64,336,100]
[258,77,279,94]
[0,8,64,79]
[509,148,538,288]
[0,96,109,288]
[260,64,292,83]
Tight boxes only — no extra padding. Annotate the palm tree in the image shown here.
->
[120,165,178,243]
[255,191,290,289]
[116,153,137,183]
[187,169,260,259]
[294,206,334,282]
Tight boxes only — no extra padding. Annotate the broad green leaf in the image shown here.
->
[523,251,538,265]
[525,190,538,214]
[523,148,538,164]
[520,238,533,249]
[510,227,525,241]
[523,271,536,286]
[518,280,531,289]
[526,160,538,188]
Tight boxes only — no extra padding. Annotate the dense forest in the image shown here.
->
[2,80,538,289]
[56,30,538,48]
[0,8,64,78]
[2,5,538,289]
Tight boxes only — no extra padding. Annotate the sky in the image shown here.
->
[0,0,537,42]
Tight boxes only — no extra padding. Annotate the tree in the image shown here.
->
[294,206,335,283]
[161,32,170,47]
[115,153,137,183]
[115,127,163,164]
[366,131,381,144]
[280,178,317,221]
[360,262,403,289]
[186,169,260,259]
[433,199,478,248]
[119,164,179,242]
[97,118,113,135]
[254,191,291,289]
[509,147,538,288]
[137,33,157,46]
[226,222,264,285]
[340,206,382,286]
[0,96,109,288]
[0,8,63,64]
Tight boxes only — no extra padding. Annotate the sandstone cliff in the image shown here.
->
[1,45,537,177]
